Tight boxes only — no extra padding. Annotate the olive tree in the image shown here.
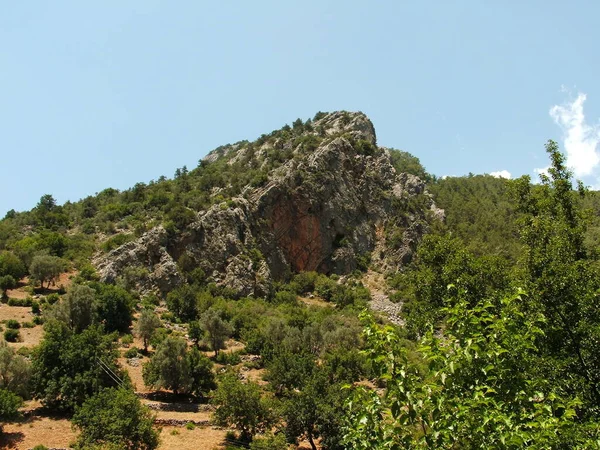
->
[29,254,64,289]
[200,308,232,356]
[135,309,162,352]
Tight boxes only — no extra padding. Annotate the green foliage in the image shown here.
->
[121,333,134,345]
[35,194,69,229]
[188,320,203,347]
[124,347,139,358]
[31,321,126,412]
[393,234,511,338]
[0,275,16,300]
[5,319,20,329]
[101,233,135,253]
[72,387,159,450]
[429,174,521,260]
[0,341,31,398]
[142,336,190,394]
[0,251,26,280]
[49,283,134,334]
[166,285,198,322]
[200,308,232,356]
[283,371,346,450]
[343,292,596,448]
[514,140,600,413]
[3,329,19,342]
[212,373,278,442]
[273,290,297,305]
[0,388,22,427]
[90,282,135,333]
[49,284,96,332]
[214,351,242,365]
[292,271,319,294]
[29,254,65,289]
[142,337,215,396]
[135,310,162,352]
[7,297,33,307]
[249,433,288,450]
[388,148,431,181]
[187,346,216,396]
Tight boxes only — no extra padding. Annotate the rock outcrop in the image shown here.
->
[95,112,442,296]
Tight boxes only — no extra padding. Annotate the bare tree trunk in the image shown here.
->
[308,432,317,450]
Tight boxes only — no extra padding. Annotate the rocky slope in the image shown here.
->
[95,112,443,296]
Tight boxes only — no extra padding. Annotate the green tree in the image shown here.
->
[514,140,600,412]
[212,373,278,442]
[200,308,232,356]
[35,194,69,229]
[135,310,162,352]
[394,234,510,338]
[187,347,216,397]
[0,341,31,399]
[142,337,191,395]
[0,251,26,280]
[29,254,64,289]
[188,320,203,348]
[91,283,135,333]
[166,285,198,322]
[0,275,16,301]
[0,388,22,435]
[388,148,431,181]
[50,284,96,332]
[284,371,342,450]
[31,321,125,412]
[72,387,159,450]
[342,292,595,449]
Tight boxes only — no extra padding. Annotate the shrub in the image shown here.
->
[7,298,33,307]
[31,301,40,315]
[124,347,139,359]
[45,293,60,305]
[4,329,20,342]
[185,422,195,430]
[21,322,35,329]
[215,351,242,365]
[273,290,297,305]
[293,271,319,294]
[101,233,135,253]
[6,320,20,330]
[121,334,134,346]
[249,433,288,450]
[0,388,23,425]
[32,316,44,325]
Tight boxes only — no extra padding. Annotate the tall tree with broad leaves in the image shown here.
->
[513,140,600,412]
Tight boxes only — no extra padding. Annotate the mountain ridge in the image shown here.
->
[94,111,442,297]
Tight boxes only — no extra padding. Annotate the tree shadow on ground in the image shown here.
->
[0,430,24,449]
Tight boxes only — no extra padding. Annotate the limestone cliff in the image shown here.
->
[95,112,442,296]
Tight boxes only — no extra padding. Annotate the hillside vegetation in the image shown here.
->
[1,113,600,449]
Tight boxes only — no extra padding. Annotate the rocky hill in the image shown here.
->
[95,111,443,297]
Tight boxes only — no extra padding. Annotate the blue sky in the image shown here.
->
[2,1,599,216]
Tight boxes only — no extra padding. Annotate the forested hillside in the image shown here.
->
[1,113,600,449]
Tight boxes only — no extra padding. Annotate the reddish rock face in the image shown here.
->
[269,197,324,273]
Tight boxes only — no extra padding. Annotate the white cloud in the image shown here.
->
[533,166,550,181]
[490,170,512,179]
[546,93,600,178]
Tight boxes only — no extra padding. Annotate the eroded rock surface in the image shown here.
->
[95,112,442,296]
